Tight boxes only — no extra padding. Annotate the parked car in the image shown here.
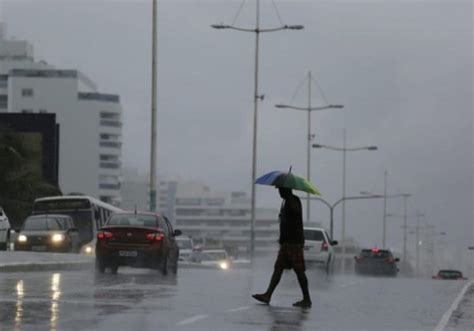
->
[176,236,194,261]
[95,212,181,275]
[0,207,11,250]
[354,248,400,276]
[432,269,467,280]
[303,227,337,273]
[15,214,81,253]
[193,249,232,270]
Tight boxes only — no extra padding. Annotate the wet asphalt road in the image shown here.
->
[0,258,471,331]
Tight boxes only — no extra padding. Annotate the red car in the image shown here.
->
[95,212,181,275]
[432,270,467,280]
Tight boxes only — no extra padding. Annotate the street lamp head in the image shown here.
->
[211,24,229,29]
[329,104,344,109]
[312,144,322,148]
[367,146,378,151]
[287,25,304,30]
[275,104,288,109]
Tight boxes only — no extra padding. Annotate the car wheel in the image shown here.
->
[95,259,106,274]
[171,257,178,274]
[161,254,168,276]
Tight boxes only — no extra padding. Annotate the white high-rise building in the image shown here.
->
[158,179,280,255]
[0,24,123,205]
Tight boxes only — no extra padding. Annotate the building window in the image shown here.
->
[100,112,120,120]
[100,120,121,128]
[21,88,34,97]
[0,95,7,109]
[100,154,120,162]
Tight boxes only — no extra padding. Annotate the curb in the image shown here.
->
[0,260,93,273]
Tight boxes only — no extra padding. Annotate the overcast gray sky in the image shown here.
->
[3,0,472,256]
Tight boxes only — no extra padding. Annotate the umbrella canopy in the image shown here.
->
[256,170,321,195]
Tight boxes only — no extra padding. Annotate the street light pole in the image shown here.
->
[403,194,408,261]
[306,72,311,224]
[341,129,347,272]
[312,138,377,273]
[382,170,388,248]
[275,75,342,225]
[212,1,304,257]
[249,0,260,258]
[149,0,158,211]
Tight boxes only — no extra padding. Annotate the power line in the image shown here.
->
[231,0,248,26]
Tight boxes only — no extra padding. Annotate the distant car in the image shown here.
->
[0,207,11,251]
[15,214,81,253]
[176,236,194,262]
[354,248,400,276]
[432,270,467,280]
[194,249,231,270]
[95,212,181,275]
[303,227,337,273]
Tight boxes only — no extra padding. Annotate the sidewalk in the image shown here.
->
[0,251,94,272]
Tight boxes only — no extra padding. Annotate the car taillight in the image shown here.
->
[97,231,113,239]
[146,233,164,241]
[321,242,329,251]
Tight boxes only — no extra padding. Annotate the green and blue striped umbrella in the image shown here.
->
[255,169,321,196]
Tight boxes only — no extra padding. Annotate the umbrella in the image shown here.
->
[255,168,321,195]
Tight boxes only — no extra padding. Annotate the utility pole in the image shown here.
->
[306,71,312,224]
[382,170,388,248]
[149,0,158,211]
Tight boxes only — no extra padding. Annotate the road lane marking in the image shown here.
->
[176,314,209,326]
[227,306,250,312]
[335,281,360,289]
[433,279,474,331]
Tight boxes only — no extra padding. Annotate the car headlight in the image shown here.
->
[84,246,93,254]
[18,234,27,243]
[219,261,229,270]
[52,234,65,243]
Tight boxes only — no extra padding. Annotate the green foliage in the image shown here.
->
[0,126,62,227]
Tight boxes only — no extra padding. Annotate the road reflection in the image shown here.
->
[50,273,61,331]
[15,279,24,331]
[266,306,309,331]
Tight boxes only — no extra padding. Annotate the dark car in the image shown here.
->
[432,270,467,280]
[15,214,81,253]
[95,212,181,275]
[354,248,400,276]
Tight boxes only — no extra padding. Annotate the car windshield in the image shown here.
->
[304,230,324,241]
[202,251,227,261]
[107,214,158,227]
[22,217,65,231]
[439,270,462,277]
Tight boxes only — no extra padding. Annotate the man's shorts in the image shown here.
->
[274,243,306,272]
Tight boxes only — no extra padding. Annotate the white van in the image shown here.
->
[0,207,11,250]
[303,227,337,272]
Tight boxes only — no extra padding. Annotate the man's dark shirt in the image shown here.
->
[279,195,304,245]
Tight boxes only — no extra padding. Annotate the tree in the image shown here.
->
[0,126,61,228]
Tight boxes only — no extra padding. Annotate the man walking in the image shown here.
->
[252,187,312,308]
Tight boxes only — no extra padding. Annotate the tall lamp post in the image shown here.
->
[383,193,412,261]
[276,72,343,224]
[149,0,158,211]
[361,191,412,250]
[313,135,377,272]
[212,0,303,256]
